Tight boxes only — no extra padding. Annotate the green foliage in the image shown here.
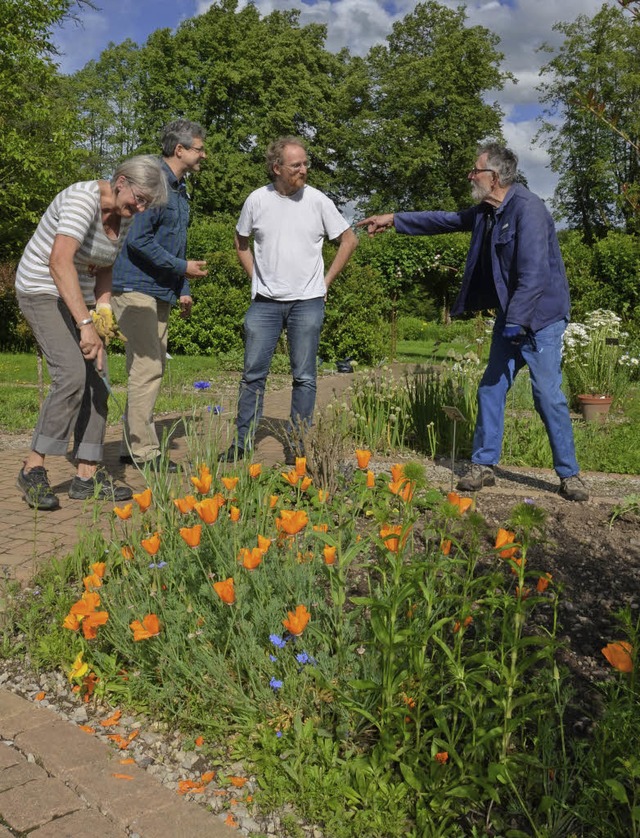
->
[538,3,640,237]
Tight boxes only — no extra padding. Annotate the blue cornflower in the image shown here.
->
[269,678,283,690]
[269,654,277,662]
[269,634,287,649]
[213,405,222,415]
[276,730,283,738]
[524,498,536,505]
[194,380,211,390]
[148,561,167,569]
[296,652,310,665]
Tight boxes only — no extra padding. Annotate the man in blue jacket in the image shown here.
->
[358,142,588,501]
[111,120,208,470]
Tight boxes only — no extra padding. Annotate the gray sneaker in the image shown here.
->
[68,468,133,502]
[17,466,60,511]
[559,474,588,502]
[456,464,496,492]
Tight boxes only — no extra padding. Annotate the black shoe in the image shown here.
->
[120,454,178,473]
[219,445,245,463]
[456,464,496,492]
[17,467,60,511]
[68,468,133,502]
[559,474,589,502]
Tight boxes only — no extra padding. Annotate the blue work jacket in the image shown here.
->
[394,183,570,332]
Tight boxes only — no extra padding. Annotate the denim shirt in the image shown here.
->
[394,183,570,333]
[112,160,191,304]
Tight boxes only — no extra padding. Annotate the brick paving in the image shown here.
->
[0,371,356,837]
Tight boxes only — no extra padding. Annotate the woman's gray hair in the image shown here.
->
[112,155,168,207]
[478,142,518,186]
[160,119,205,157]
[266,136,306,180]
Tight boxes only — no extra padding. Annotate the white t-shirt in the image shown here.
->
[16,181,131,304]
[236,183,350,301]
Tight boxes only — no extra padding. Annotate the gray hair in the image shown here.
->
[112,155,168,207]
[266,136,306,180]
[478,142,518,186]
[160,119,205,157]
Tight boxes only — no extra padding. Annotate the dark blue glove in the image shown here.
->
[502,323,526,344]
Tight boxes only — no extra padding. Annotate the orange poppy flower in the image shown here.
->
[257,535,271,553]
[601,641,634,673]
[440,539,452,556]
[355,449,371,469]
[130,613,161,641]
[91,562,106,578]
[229,506,241,522]
[133,487,152,512]
[494,528,518,559]
[389,479,414,502]
[366,470,375,488]
[248,463,262,478]
[82,610,109,640]
[63,613,81,631]
[121,545,134,560]
[300,477,312,491]
[191,464,212,495]
[536,572,552,593]
[313,523,328,533]
[239,547,263,570]
[446,492,473,514]
[434,752,449,764]
[323,545,337,565]
[141,532,161,556]
[213,577,235,604]
[282,604,310,636]
[174,495,197,514]
[269,494,279,509]
[282,470,300,486]
[390,464,405,483]
[229,776,247,788]
[295,457,307,476]
[317,489,328,503]
[114,503,133,520]
[83,572,102,591]
[180,524,202,547]
[276,509,309,535]
[195,735,205,747]
[379,523,403,553]
[221,476,239,491]
[70,590,101,616]
[195,496,223,524]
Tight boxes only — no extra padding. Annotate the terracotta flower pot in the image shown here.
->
[578,394,613,423]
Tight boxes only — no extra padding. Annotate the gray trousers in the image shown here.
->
[17,292,108,462]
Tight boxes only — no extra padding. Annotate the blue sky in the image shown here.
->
[54,0,619,203]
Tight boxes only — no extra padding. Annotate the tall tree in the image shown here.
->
[336,1,509,215]
[537,3,640,238]
[0,0,91,259]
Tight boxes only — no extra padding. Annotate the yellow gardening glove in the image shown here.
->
[91,304,127,345]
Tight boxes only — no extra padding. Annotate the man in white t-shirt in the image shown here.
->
[221,136,358,463]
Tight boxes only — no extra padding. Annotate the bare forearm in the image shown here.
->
[324,228,358,289]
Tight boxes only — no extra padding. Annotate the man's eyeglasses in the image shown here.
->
[188,144,206,154]
[125,179,149,209]
[469,167,496,176]
[283,161,311,171]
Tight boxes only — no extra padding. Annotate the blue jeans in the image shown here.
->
[472,315,580,478]
[234,296,325,450]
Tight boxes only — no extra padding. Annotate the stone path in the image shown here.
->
[0,370,356,838]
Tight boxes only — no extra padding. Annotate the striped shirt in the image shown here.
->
[16,181,131,304]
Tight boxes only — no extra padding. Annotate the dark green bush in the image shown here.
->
[0,263,35,351]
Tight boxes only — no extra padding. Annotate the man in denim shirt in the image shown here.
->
[358,142,588,502]
[112,120,208,470]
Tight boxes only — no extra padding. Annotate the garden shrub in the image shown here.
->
[0,262,35,351]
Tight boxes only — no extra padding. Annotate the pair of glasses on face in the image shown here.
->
[187,144,206,155]
[125,178,150,209]
[469,167,496,177]
[283,161,311,171]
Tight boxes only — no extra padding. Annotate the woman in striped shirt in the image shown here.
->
[15,156,168,510]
